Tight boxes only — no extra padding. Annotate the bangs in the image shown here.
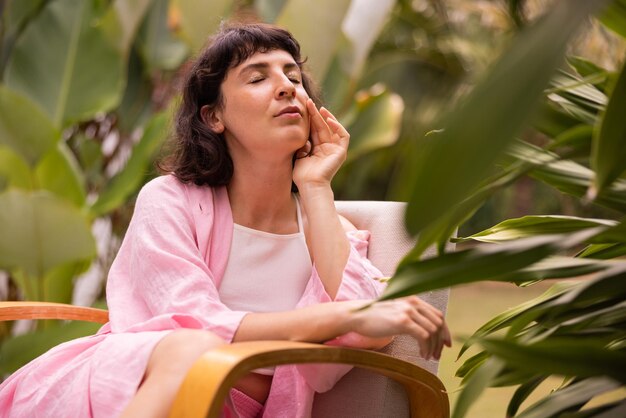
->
[212,23,305,69]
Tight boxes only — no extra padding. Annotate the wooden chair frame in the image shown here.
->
[0,301,449,418]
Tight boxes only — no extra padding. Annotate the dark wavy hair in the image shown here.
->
[158,22,321,187]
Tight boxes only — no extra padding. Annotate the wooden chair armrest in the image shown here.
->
[0,301,109,324]
[169,340,449,418]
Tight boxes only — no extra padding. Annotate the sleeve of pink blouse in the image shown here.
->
[106,177,248,342]
[297,229,386,308]
[293,228,387,393]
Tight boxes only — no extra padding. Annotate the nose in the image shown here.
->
[275,75,296,99]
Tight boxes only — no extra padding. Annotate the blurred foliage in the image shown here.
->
[380,0,626,417]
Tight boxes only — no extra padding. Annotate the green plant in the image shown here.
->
[383,0,626,416]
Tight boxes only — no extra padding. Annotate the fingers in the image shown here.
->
[307,99,329,146]
[403,296,448,360]
[306,100,349,147]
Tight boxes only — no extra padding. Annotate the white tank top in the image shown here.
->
[219,196,312,313]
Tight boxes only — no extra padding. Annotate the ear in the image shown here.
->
[200,105,225,133]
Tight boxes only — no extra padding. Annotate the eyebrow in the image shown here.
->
[238,61,300,76]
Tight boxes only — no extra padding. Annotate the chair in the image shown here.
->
[0,201,450,418]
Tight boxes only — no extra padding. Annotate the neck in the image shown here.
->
[227,157,297,233]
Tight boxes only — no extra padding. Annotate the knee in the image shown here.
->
[146,329,225,378]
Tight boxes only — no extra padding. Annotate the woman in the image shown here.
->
[0,22,450,418]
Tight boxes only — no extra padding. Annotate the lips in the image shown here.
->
[275,106,302,117]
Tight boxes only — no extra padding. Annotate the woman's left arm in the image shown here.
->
[293,99,353,299]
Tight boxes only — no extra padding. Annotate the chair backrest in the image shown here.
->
[312,201,450,418]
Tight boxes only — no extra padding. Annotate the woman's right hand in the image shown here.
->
[347,296,452,360]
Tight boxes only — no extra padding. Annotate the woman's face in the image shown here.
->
[211,49,310,162]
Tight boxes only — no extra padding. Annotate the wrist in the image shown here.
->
[296,182,334,200]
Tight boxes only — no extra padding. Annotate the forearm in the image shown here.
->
[232,301,359,343]
[298,183,350,299]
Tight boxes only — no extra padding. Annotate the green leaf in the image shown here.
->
[339,0,396,79]
[0,190,96,279]
[508,141,626,213]
[383,228,603,300]
[101,0,154,56]
[0,320,101,374]
[539,264,626,319]
[174,0,232,54]
[137,0,189,73]
[599,0,626,38]
[403,0,606,235]
[592,220,626,243]
[0,85,60,166]
[516,377,621,418]
[0,0,46,72]
[554,301,626,335]
[567,56,610,92]
[549,71,607,114]
[454,215,616,244]
[115,44,155,134]
[459,281,576,357]
[34,142,86,207]
[0,146,33,190]
[344,86,404,163]
[577,242,626,259]
[548,124,593,152]
[91,112,168,216]
[452,357,505,418]
[507,377,547,418]
[5,0,125,126]
[43,259,92,304]
[276,0,352,80]
[254,0,288,22]
[591,58,626,196]
[456,351,490,380]
[533,98,582,138]
[481,338,626,383]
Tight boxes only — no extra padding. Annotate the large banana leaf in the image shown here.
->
[174,0,232,54]
[344,87,404,163]
[35,142,86,207]
[276,0,352,80]
[136,0,189,73]
[0,85,59,166]
[0,190,96,283]
[254,0,288,22]
[90,112,168,217]
[5,0,124,127]
[0,0,46,73]
[403,0,606,236]
[322,0,396,112]
[101,0,154,56]
[0,320,101,374]
[0,146,32,190]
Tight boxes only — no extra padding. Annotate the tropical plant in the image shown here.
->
[381,0,626,416]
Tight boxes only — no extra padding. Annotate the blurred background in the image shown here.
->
[1,0,625,416]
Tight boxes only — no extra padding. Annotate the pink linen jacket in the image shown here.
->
[0,175,385,418]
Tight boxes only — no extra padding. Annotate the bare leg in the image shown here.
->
[120,329,224,418]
